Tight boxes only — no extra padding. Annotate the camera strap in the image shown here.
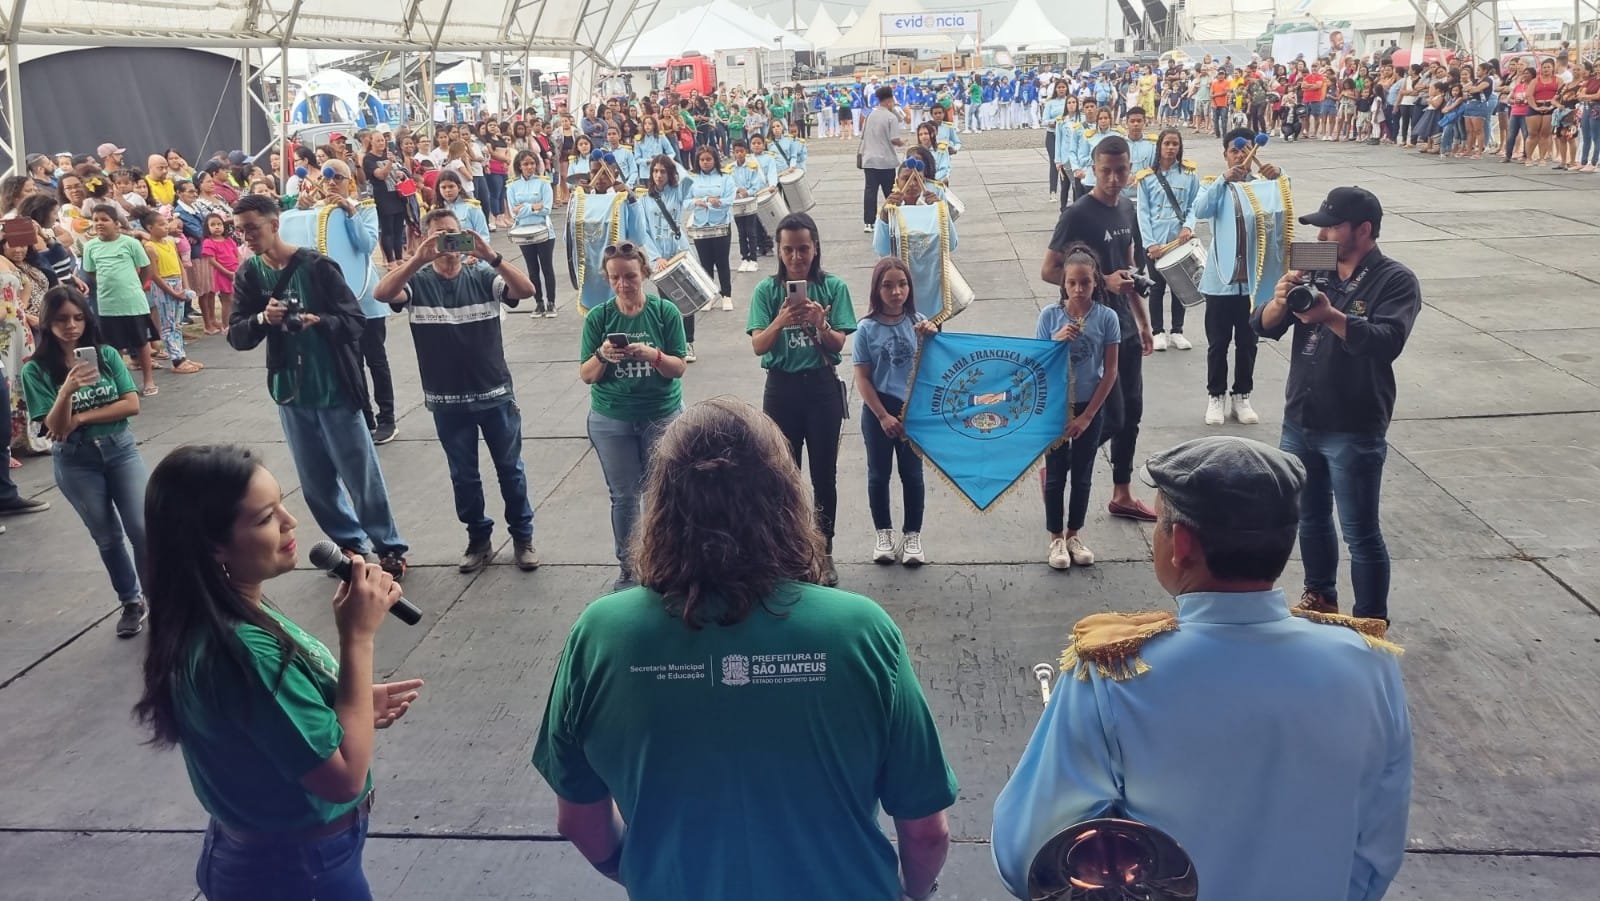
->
[268,249,308,303]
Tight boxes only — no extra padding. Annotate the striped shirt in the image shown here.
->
[398,260,513,410]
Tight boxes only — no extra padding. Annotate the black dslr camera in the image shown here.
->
[1286,241,1338,314]
[1128,271,1155,298]
[280,298,306,333]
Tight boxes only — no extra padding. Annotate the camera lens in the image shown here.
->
[1285,284,1316,314]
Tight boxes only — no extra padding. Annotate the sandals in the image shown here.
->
[172,359,204,374]
[141,385,159,397]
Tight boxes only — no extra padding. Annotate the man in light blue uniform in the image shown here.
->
[993,435,1411,901]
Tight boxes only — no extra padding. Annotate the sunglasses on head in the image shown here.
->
[602,242,638,257]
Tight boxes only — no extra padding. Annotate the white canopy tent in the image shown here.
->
[841,8,859,29]
[617,0,811,68]
[829,0,936,57]
[806,5,843,52]
[986,0,1074,52]
[1182,0,1280,41]
[0,0,664,169]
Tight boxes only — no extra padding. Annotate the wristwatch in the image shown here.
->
[488,253,505,268]
[256,311,268,327]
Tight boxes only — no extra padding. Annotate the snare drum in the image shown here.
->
[941,187,965,221]
[1152,238,1207,307]
[755,187,790,233]
[731,194,759,218]
[651,252,719,317]
[777,169,815,213]
[684,222,732,241]
[509,224,551,246]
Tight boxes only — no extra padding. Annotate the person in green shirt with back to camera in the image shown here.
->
[133,443,423,900]
[746,211,857,587]
[579,241,689,591]
[533,397,956,901]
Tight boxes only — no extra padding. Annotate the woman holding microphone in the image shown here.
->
[134,443,423,900]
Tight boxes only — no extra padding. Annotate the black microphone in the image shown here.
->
[308,540,423,625]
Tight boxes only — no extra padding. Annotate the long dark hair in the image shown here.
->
[134,444,306,746]
[33,286,109,383]
[769,211,826,285]
[1155,127,1185,169]
[633,398,825,627]
[866,256,915,320]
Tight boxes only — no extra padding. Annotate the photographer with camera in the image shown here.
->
[228,193,412,582]
[1253,187,1422,623]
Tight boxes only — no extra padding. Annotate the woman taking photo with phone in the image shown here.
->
[746,212,857,586]
[20,286,150,636]
[134,443,423,900]
[578,242,688,591]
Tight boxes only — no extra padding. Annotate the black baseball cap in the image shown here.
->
[1299,186,1383,230]
[1139,436,1306,533]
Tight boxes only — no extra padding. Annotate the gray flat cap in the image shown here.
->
[1139,436,1306,532]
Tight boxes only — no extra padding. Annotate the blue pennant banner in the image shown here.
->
[902,332,1071,511]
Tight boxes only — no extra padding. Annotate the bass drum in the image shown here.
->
[651,252,718,317]
[778,169,815,213]
[755,186,791,234]
[943,259,975,319]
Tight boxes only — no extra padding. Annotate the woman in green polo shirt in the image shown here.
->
[746,212,857,586]
[133,444,423,900]
[579,242,689,591]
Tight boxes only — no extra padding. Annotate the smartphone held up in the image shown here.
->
[435,231,476,254]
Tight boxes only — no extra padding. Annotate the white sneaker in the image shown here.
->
[874,529,897,564]
[1232,394,1260,424]
[901,531,926,567]
[1169,332,1192,350]
[1048,537,1072,570]
[1152,332,1168,351]
[863,223,874,233]
[684,343,697,363]
[1205,395,1227,426]
[720,295,733,312]
[1065,535,1095,565]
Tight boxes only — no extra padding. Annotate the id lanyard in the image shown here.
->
[1301,258,1373,356]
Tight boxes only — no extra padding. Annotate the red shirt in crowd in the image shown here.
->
[1302,72,1327,103]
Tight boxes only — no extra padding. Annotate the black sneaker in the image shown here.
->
[379,553,408,583]
[116,600,148,638]
[459,540,494,573]
[372,423,398,445]
[0,496,50,516]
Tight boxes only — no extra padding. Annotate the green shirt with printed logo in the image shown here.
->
[533,581,958,901]
[21,345,137,439]
[580,295,687,422]
[746,273,858,372]
[173,606,369,833]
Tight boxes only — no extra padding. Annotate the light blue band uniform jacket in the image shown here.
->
[443,197,490,242]
[505,176,553,230]
[1191,170,1289,304]
[638,182,690,266]
[566,187,645,313]
[685,170,736,231]
[872,199,959,320]
[279,199,386,319]
[769,135,808,171]
[1134,161,1201,249]
[991,589,1412,901]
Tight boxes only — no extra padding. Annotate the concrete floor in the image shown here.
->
[2,128,1599,899]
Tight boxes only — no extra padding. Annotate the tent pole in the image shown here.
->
[399,49,408,131]
[280,49,290,185]
[5,41,22,173]
[241,49,252,155]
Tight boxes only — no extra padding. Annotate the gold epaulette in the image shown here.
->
[1083,128,1098,139]
[1182,159,1197,172]
[465,198,481,206]
[746,160,760,169]
[620,143,633,151]
[357,198,375,207]
[1290,609,1404,656]
[1133,167,1154,182]
[633,185,649,196]
[1060,611,1178,682]
[722,164,734,174]
[937,141,950,151]
[1201,174,1218,185]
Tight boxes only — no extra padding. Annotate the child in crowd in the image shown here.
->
[1034,241,1121,571]
[81,204,158,396]
[853,257,938,567]
[199,213,239,332]
[133,207,201,375]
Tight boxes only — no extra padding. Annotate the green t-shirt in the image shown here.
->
[245,255,342,409]
[580,295,687,422]
[80,235,151,317]
[175,607,369,832]
[745,273,858,372]
[20,345,136,439]
[532,581,958,901]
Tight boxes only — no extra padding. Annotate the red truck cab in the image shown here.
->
[665,53,715,98]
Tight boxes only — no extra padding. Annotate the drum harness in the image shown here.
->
[648,190,682,241]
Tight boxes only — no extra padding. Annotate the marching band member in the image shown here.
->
[1136,128,1199,352]
[1191,127,1285,427]
[1044,80,1073,197]
[873,154,958,323]
[768,120,808,174]
[566,135,596,183]
[748,133,780,258]
[930,103,962,156]
[1018,74,1039,129]
[633,118,675,184]
[1122,108,1159,191]
[638,153,698,362]
[602,125,636,192]
[915,124,952,183]
[729,140,769,273]
[433,170,490,242]
[1053,96,1086,207]
[566,158,645,315]
[1071,107,1119,200]
[687,145,736,313]
[507,151,557,316]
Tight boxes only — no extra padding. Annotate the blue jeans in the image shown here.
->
[278,404,407,557]
[432,400,533,544]
[483,172,506,218]
[1504,114,1528,160]
[860,397,924,532]
[1582,113,1600,166]
[196,814,370,901]
[586,407,679,567]
[0,371,19,507]
[53,427,148,604]
[1279,420,1391,621]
